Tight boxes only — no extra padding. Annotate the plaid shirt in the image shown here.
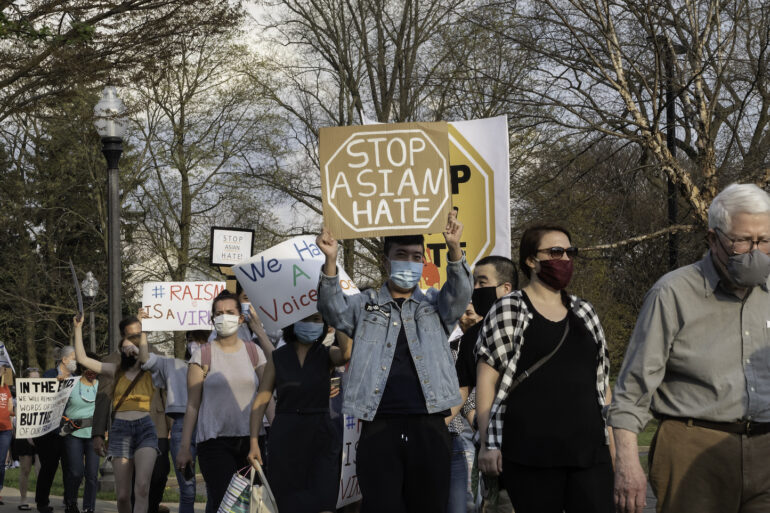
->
[475,290,610,450]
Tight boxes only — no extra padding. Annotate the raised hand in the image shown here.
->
[317,227,338,259]
[443,208,463,261]
[73,315,84,329]
[317,226,339,276]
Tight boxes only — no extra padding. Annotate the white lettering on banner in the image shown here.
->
[232,236,359,332]
[320,122,452,238]
[337,415,363,507]
[141,281,225,332]
[16,378,76,438]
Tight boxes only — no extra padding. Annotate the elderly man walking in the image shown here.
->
[610,183,770,513]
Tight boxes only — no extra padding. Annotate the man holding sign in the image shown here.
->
[317,210,472,512]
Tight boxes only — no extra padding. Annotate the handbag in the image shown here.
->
[218,467,252,513]
[249,462,279,513]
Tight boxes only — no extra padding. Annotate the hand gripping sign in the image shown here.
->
[320,121,452,239]
[233,236,360,332]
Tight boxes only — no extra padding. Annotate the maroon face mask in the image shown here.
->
[536,258,573,290]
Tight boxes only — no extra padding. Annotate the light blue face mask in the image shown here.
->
[389,259,424,290]
[294,321,324,344]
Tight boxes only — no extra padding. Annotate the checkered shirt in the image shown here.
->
[475,290,610,450]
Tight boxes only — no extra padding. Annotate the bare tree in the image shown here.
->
[127,31,283,355]
[501,0,770,224]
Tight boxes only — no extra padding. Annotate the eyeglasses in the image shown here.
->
[536,246,579,259]
[716,228,770,255]
[125,334,141,343]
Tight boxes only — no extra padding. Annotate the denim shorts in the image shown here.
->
[108,416,159,459]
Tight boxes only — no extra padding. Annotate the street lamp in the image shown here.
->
[81,271,99,353]
[93,86,127,354]
[649,35,687,270]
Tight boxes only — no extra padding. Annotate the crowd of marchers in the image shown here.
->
[0,183,769,513]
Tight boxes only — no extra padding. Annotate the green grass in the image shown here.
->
[2,463,206,503]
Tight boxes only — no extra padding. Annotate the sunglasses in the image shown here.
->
[536,246,579,259]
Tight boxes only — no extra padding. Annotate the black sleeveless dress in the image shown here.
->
[267,340,341,512]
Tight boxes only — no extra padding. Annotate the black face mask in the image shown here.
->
[120,353,137,370]
[472,286,499,318]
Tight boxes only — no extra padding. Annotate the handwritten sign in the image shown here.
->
[16,377,76,438]
[232,236,359,332]
[320,121,452,239]
[337,414,363,507]
[210,227,254,267]
[141,282,226,331]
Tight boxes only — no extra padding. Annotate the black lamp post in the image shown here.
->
[650,36,687,270]
[81,271,99,353]
[93,86,127,354]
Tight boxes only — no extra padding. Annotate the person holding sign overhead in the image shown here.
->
[36,346,77,513]
[317,209,473,513]
[73,316,158,513]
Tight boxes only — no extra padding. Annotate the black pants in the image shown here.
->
[357,415,451,513]
[35,431,64,510]
[197,436,250,513]
[148,438,170,513]
[501,459,614,513]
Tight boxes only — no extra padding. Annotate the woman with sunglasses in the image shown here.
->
[61,355,99,513]
[476,224,614,513]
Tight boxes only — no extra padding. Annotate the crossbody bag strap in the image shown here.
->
[509,321,569,393]
[112,370,146,418]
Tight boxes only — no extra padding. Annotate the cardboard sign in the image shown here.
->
[210,227,254,266]
[15,377,76,438]
[141,282,226,331]
[232,236,359,332]
[337,414,363,507]
[422,116,511,288]
[320,122,452,238]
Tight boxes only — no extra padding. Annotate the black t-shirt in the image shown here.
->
[375,298,429,416]
[502,292,608,467]
[455,322,482,389]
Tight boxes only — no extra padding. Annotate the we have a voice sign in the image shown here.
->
[233,236,359,331]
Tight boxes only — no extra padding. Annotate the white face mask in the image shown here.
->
[64,359,77,373]
[213,314,240,337]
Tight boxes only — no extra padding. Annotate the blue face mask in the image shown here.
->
[294,321,324,344]
[389,259,424,290]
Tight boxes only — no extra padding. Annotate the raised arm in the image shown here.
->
[248,354,276,467]
[247,305,274,359]
[329,330,352,367]
[316,228,364,337]
[137,309,151,365]
[73,316,116,376]
[436,211,473,330]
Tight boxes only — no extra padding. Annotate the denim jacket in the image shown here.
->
[318,254,473,420]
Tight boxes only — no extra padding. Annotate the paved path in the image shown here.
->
[0,487,206,513]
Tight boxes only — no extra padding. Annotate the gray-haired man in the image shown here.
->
[611,183,770,513]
